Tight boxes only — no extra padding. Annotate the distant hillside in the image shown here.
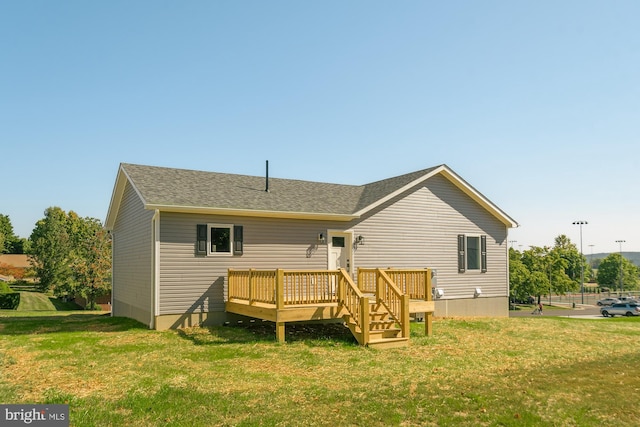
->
[590,252,640,266]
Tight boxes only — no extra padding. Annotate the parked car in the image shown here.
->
[597,298,620,306]
[600,303,640,317]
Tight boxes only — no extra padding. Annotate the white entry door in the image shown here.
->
[328,231,353,273]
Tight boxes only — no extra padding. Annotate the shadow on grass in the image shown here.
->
[0,313,147,335]
[177,320,358,346]
[49,297,83,311]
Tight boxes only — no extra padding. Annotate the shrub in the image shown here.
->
[0,281,14,293]
[0,282,20,309]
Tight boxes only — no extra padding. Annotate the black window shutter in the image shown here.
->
[481,235,487,273]
[196,224,207,255]
[234,225,243,255]
[458,234,466,273]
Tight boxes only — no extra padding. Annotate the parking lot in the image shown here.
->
[509,304,604,319]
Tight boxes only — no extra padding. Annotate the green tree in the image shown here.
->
[69,217,112,309]
[548,243,578,294]
[596,253,639,293]
[553,234,589,284]
[520,246,550,303]
[29,207,74,293]
[10,237,29,254]
[29,207,112,304]
[509,248,531,302]
[0,214,19,254]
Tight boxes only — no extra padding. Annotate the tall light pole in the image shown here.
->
[509,240,517,249]
[546,247,552,307]
[573,221,587,304]
[615,240,625,296]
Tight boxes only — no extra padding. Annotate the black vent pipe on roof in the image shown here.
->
[265,160,269,192]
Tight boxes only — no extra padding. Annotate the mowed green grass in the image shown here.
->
[1,313,639,427]
[11,291,84,312]
[15,291,57,310]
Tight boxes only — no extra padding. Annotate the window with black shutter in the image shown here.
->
[481,235,487,273]
[458,234,466,273]
[458,234,488,273]
[197,223,243,256]
[234,225,243,255]
[196,224,207,255]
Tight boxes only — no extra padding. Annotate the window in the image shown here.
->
[196,224,243,256]
[332,236,345,247]
[466,236,480,270]
[210,226,231,253]
[458,234,487,273]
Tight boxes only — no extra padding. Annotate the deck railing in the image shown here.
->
[228,269,277,305]
[358,268,432,301]
[375,269,410,338]
[337,268,369,343]
[228,267,433,343]
[228,268,341,307]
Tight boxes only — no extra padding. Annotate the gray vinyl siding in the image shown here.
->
[155,175,509,315]
[111,182,154,324]
[351,175,509,299]
[158,213,337,315]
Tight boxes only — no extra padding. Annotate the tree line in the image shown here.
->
[510,234,639,303]
[0,209,111,309]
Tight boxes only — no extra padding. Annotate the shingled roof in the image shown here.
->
[106,163,518,228]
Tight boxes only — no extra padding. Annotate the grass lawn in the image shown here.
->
[12,291,85,312]
[1,313,639,426]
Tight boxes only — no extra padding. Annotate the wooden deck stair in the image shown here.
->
[226,268,434,347]
[345,297,409,349]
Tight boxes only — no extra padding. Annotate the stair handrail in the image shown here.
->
[375,268,410,338]
[337,268,369,343]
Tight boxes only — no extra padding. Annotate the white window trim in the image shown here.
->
[207,223,234,256]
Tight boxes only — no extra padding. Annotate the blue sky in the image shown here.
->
[1,1,639,253]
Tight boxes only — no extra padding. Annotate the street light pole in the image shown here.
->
[547,249,552,307]
[573,221,587,305]
[615,240,625,296]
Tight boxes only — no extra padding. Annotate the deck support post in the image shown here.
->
[275,269,284,309]
[425,268,433,336]
[275,269,286,343]
[425,312,433,336]
[276,321,285,343]
[360,296,370,345]
[248,269,254,305]
[401,294,410,338]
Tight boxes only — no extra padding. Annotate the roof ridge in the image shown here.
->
[121,163,361,188]
[108,162,517,228]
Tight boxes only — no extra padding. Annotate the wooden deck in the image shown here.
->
[226,268,435,348]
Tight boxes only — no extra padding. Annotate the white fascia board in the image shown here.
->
[351,166,445,217]
[353,165,518,228]
[438,167,519,228]
[144,204,359,222]
[104,165,148,230]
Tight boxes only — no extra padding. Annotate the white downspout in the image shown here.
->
[151,210,160,329]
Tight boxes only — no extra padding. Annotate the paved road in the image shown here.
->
[510,304,603,319]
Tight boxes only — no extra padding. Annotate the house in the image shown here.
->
[0,254,32,282]
[105,163,518,334]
